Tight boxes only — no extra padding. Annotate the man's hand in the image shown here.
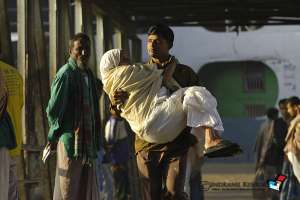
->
[112,89,129,106]
[46,141,57,151]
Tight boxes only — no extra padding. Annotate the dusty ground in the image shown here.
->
[202,163,257,200]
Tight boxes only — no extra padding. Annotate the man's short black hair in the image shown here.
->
[69,33,90,49]
[279,98,287,106]
[266,107,278,120]
[287,96,300,106]
[147,23,174,49]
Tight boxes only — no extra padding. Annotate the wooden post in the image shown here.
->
[49,0,72,82]
[136,38,142,62]
[114,28,122,49]
[103,17,114,51]
[96,14,104,78]
[121,32,130,57]
[17,1,27,199]
[0,0,13,65]
[81,0,97,74]
[132,36,142,63]
[74,0,83,33]
[19,0,52,199]
[48,1,58,82]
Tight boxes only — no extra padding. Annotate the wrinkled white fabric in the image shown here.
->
[183,87,224,131]
[99,49,121,84]
[287,152,300,183]
[99,49,224,144]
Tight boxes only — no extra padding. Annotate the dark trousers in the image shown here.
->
[136,150,189,200]
[111,162,130,200]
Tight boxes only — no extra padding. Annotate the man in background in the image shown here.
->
[280,96,300,200]
[0,59,24,200]
[105,112,131,200]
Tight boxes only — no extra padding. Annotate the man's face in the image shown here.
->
[279,103,289,119]
[287,103,298,118]
[147,34,169,60]
[69,40,90,67]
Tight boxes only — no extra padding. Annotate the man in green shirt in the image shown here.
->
[47,33,102,200]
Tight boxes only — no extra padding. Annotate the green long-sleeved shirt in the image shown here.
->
[47,57,101,158]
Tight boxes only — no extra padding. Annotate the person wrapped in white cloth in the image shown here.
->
[100,49,228,156]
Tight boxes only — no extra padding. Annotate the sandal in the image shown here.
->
[204,140,243,158]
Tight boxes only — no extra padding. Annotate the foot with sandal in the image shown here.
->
[193,126,243,158]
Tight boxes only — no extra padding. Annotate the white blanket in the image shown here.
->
[100,49,223,144]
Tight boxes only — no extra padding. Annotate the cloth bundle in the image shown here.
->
[100,49,223,144]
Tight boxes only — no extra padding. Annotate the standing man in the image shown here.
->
[111,24,202,200]
[285,97,300,181]
[280,96,300,200]
[254,108,287,200]
[47,33,102,200]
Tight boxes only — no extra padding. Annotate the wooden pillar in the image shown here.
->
[0,0,13,65]
[121,32,130,57]
[18,0,52,199]
[74,0,83,33]
[103,17,114,51]
[48,0,57,82]
[114,28,122,49]
[49,0,72,82]
[82,0,97,74]
[132,37,142,63]
[95,14,104,78]
[17,1,27,199]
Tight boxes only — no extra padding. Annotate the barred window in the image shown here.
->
[243,65,264,91]
[245,104,266,118]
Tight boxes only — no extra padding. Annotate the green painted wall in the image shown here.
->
[198,62,278,118]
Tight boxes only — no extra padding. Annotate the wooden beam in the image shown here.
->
[92,0,136,36]
[0,0,13,65]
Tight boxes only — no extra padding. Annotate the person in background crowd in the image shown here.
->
[280,96,300,200]
[278,99,291,123]
[105,112,131,200]
[254,107,285,200]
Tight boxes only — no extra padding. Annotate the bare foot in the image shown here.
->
[204,127,222,149]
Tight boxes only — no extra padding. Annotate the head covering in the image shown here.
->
[147,24,174,49]
[99,49,121,81]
